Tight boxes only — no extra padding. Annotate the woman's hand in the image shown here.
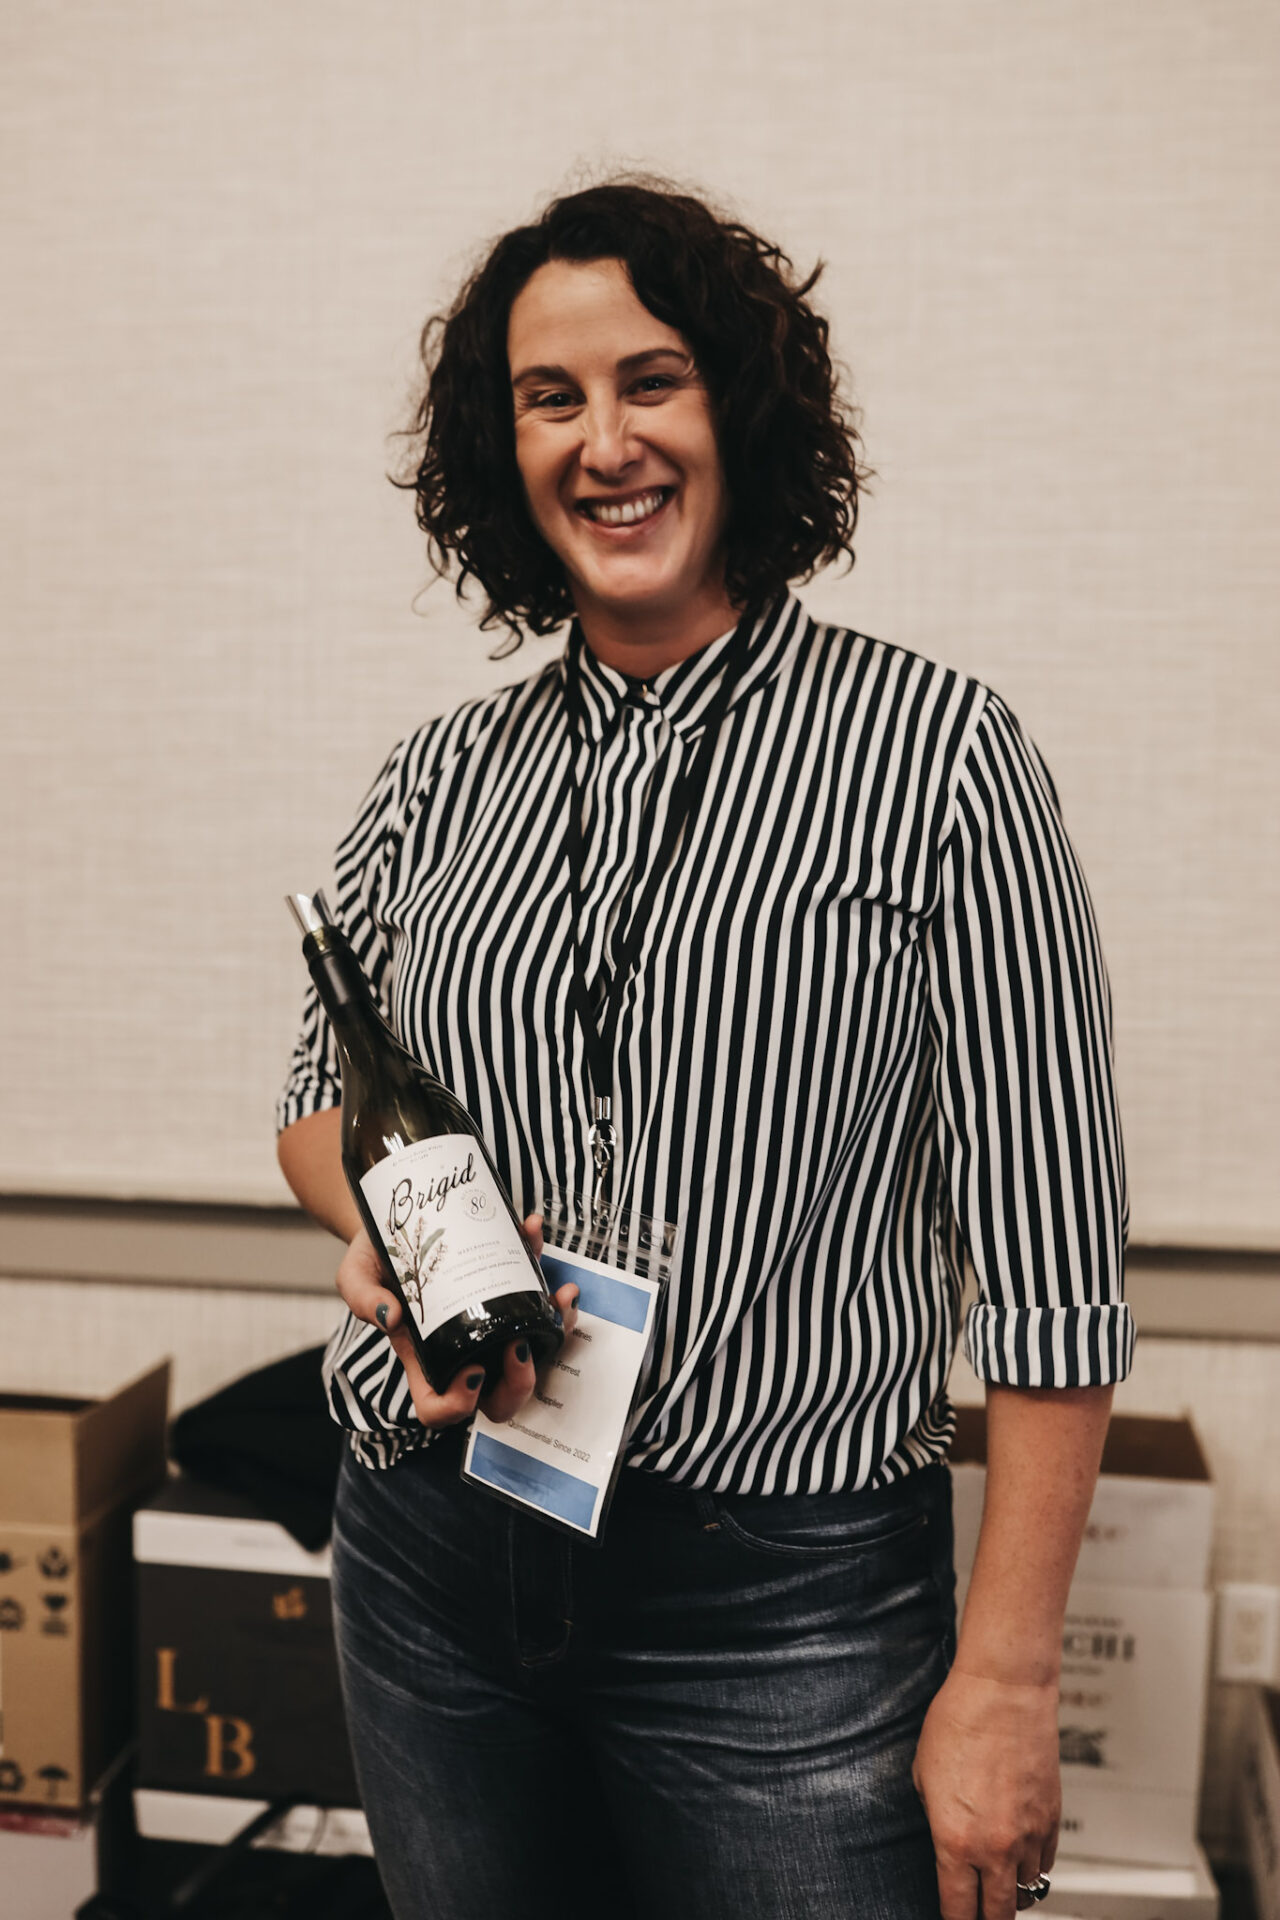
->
[917,1384,1113,1917]
[912,1663,1060,1919]
[334,1214,579,1429]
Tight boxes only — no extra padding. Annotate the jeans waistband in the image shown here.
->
[417,1423,944,1523]
[611,1459,947,1516]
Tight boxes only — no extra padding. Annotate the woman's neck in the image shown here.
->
[576,583,743,679]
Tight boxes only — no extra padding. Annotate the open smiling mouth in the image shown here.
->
[575,487,674,529]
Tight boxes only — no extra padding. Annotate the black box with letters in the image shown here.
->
[134,1476,359,1807]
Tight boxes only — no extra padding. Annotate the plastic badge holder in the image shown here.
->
[460,1187,675,1542]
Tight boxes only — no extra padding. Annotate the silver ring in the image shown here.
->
[1016,1876,1051,1903]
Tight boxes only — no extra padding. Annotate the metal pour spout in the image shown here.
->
[285,889,334,937]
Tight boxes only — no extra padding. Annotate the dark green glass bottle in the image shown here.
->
[286,890,562,1395]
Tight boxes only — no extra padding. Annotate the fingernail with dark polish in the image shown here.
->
[376,1303,389,1329]
[466,1371,484,1391]
[515,1342,530,1365]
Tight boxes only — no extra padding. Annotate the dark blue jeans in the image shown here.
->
[331,1431,954,1920]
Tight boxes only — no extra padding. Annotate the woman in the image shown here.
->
[278,178,1133,1920]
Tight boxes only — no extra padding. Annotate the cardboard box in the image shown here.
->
[951,1408,1214,1590]
[1242,1687,1280,1920]
[0,1361,170,1811]
[1058,1783,1201,1873]
[135,1476,359,1808]
[1046,1841,1219,1918]
[1058,1584,1212,1804]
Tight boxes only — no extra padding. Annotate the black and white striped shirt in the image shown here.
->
[279,591,1133,1488]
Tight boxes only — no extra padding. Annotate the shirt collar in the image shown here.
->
[561,591,808,746]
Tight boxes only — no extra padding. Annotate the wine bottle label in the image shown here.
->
[360,1135,537,1343]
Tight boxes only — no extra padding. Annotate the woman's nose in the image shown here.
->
[578,397,639,477]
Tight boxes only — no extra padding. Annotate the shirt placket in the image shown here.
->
[575,698,670,1025]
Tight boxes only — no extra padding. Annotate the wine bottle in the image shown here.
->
[286,889,563,1395]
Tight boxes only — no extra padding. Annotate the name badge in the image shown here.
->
[461,1242,662,1541]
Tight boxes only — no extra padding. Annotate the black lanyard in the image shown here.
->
[563,598,771,1206]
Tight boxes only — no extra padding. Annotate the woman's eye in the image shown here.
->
[634,375,674,396]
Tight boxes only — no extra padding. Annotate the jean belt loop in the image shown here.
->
[691,1488,722,1532]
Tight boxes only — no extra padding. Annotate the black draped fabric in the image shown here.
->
[170,1346,342,1549]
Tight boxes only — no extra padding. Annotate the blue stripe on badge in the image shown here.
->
[469,1432,597,1529]
[540,1253,650,1332]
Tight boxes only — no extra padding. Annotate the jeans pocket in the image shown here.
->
[712,1481,933,1560]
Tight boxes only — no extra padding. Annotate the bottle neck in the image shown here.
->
[303,928,391,1068]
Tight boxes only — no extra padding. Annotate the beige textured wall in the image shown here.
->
[0,1274,341,1418]
[3,2,1278,1241]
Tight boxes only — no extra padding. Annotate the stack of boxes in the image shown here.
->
[951,1406,1219,1919]
[0,1362,170,1915]
[0,1362,170,1810]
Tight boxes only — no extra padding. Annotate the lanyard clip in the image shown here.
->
[588,1094,617,1225]
[588,1094,617,1172]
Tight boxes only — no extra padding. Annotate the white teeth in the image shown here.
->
[582,489,667,526]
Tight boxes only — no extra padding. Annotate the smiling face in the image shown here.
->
[508,257,739,674]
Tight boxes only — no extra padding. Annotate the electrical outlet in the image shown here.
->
[1216,1583,1280,1683]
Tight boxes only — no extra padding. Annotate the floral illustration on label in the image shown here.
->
[386,1204,446,1309]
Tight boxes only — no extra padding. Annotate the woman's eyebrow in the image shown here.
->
[510,346,691,388]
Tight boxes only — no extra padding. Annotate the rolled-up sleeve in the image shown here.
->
[926,691,1134,1388]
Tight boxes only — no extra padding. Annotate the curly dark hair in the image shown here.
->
[394,175,870,646]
